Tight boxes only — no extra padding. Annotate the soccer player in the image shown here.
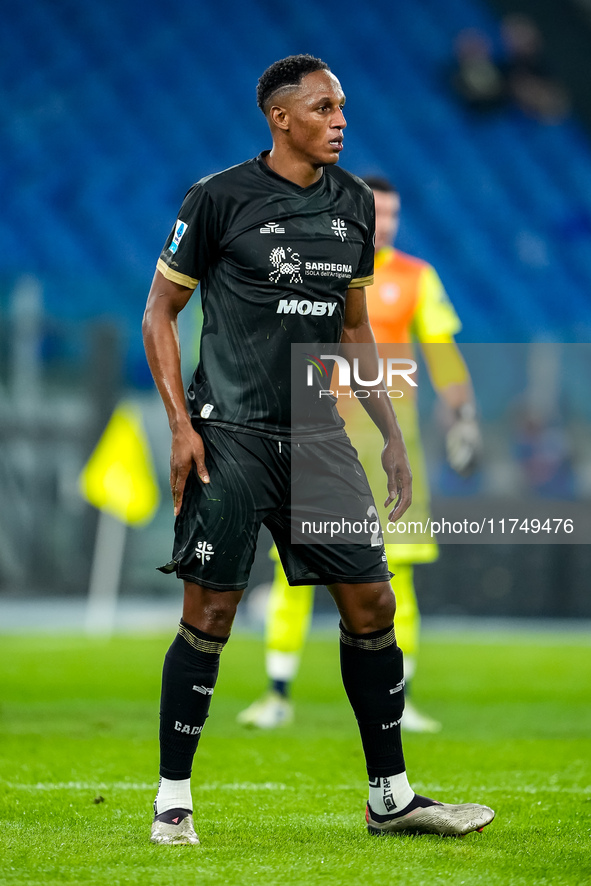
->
[238,177,480,733]
[143,54,494,846]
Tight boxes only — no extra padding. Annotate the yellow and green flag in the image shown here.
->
[79,401,160,525]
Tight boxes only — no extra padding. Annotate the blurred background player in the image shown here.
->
[238,176,481,732]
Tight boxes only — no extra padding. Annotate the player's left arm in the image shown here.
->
[341,286,412,521]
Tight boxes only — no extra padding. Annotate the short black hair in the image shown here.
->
[257,54,330,115]
[362,175,399,195]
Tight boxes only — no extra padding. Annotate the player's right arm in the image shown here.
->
[143,269,210,516]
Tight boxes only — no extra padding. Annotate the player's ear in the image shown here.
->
[268,105,289,131]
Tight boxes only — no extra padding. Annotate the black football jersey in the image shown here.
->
[157,152,375,439]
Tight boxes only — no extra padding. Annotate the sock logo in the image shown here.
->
[192,685,214,696]
[174,720,204,735]
[382,777,397,812]
[381,717,402,730]
[389,678,405,695]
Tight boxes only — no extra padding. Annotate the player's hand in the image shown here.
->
[382,437,413,522]
[446,403,481,477]
[170,422,209,516]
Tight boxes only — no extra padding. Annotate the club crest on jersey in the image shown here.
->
[331,218,347,241]
[260,221,285,234]
[169,219,187,254]
[269,246,302,283]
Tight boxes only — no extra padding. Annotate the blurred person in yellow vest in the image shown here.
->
[238,176,480,732]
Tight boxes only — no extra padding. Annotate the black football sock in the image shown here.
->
[339,621,406,780]
[159,620,228,780]
[340,621,423,815]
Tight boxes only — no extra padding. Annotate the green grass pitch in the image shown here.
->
[1,626,590,885]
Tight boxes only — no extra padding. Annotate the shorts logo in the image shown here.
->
[195,541,214,563]
[169,219,187,254]
[200,403,214,418]
[260,222,286,234]
[269,246,302,283]
[332,218,347,241]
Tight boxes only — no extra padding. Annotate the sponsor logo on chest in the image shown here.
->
[305,261,352,276]
[268,247,352,283]
[261,216,354,283]
[276,299,338,316]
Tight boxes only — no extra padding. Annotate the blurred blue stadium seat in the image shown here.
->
[1,0,591,383]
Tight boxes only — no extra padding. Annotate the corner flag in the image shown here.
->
[79,401,160,525]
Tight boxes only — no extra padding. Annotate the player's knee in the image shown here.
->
[203,597,238,635]
[183,583,242,637]
[371,582,396,627]
[335,581,395,634]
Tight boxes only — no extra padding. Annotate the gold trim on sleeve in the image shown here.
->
[156,258,199,290]
[349,274,374,289]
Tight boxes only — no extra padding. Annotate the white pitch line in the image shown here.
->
[3,781,292,792]
[4,781,590,795]
[412,784,591,795]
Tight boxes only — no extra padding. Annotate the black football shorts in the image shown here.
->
[158,424,390,590]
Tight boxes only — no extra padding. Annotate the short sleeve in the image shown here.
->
[156,184,221,290]
[349,191,375,289]
[413,264,462,340]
